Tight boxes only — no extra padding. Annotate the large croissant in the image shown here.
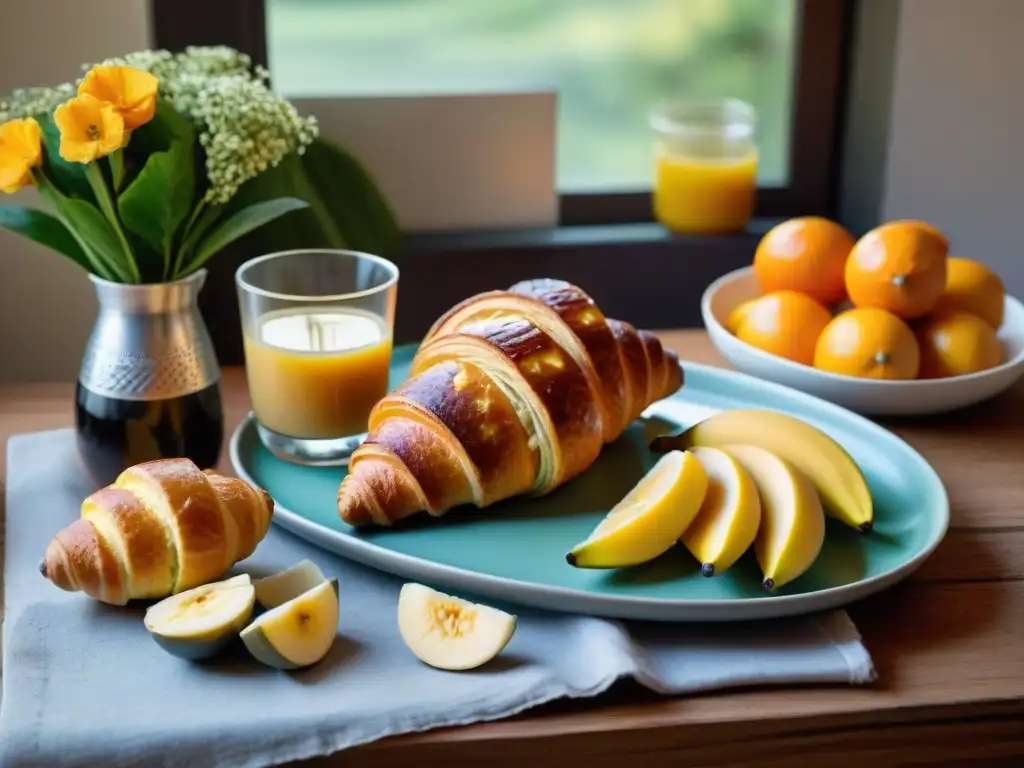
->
[338,279,683,527]
[41,458,274,605]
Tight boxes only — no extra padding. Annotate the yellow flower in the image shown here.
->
[79,65,159,130]
[0,117,42,193]
[54,94,125,164]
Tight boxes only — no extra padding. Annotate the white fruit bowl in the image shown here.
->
[702,266,1024,416]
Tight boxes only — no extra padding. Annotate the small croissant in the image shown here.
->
[41,458,274,605]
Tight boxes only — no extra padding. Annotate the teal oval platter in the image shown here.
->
[230,343,949,622]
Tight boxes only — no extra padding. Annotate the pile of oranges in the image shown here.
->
[726,217,1006,380]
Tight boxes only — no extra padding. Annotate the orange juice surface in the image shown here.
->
[243,308,392,439]
[653,149,757,235]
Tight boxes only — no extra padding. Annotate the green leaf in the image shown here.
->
[38,114,94,203]
[0,205,91,271]
[119,138,196,279]
[224,136,401,257]
[84,162,139,282]
[109,149,125,192]
[42,185,133,283]
[300,136,401,254]
[183,197,309,276]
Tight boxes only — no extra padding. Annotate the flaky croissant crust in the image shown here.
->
[41,458,274,605]
[338,279,683,527]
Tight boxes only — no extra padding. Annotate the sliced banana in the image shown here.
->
[253,559,327,609]
[240,578,339,670]
[725,444,826,591]
[144,573,255,661]
[397,583,516,671]
[683,446,761,576]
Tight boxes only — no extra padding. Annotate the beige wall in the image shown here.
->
[2,0,1022,381]
[879,0,1024,296]
[0,0,151,382]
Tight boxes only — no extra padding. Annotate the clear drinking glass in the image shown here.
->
[650,97,759,235]
[236,249,399,466]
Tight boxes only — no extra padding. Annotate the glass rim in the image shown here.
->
[648,97,757,140]
[235,248,400,303]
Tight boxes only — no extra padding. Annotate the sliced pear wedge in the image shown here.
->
[240,578,339,670]
[144,574,255,661]
[253,559,327,609]
[397,583,517,671]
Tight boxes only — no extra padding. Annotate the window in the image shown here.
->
[154,0,851,227]
[265,0,798,194]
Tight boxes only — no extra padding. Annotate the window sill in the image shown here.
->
[391,219,780,341]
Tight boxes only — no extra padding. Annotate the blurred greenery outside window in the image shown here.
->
[265,0,798,194]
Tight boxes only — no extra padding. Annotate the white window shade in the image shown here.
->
[292,93,558,233]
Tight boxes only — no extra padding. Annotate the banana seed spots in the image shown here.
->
[430,601,476,638]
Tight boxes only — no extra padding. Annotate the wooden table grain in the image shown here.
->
[2,330,1023,766]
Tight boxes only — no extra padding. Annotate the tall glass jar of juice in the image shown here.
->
[650,98,758,235]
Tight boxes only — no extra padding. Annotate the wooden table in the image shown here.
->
[2,330,1023,766]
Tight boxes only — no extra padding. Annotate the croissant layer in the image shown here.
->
[41,458,274,605]
[338,280,683,527]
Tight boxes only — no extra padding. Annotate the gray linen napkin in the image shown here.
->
[0,429,875,768]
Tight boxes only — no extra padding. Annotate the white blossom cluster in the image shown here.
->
[0,83,75,123]
[99,46,320,204]
[0,46,318,205]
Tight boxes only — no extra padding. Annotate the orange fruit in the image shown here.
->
[724,299,756,334]
[733,290,832,366]
[753,216,855,304]
[932,256,1005,329]
[813,307,920,380]
[916,310,1004,378]
[844,220,949,319]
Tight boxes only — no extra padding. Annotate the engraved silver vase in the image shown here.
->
[75,269,224,488]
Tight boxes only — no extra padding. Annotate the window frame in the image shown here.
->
[153,0,854,226]
[152,0,855,365]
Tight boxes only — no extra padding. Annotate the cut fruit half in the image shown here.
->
[724,444,826,590]
[143,573,255,661]
[241,578,339,670]
[682,446,762,577]
[397,583,517,671]
[566,449,708,568]
[253,559,327,609]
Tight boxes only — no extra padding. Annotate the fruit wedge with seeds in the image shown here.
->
[683,446,761,577]
[725,444,825,591]
[397,583,516,671]
[253,559,327,609]
[566,449,708,568]
[241,578,339,670]
[144,573,255,661]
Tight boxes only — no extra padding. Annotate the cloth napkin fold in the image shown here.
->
[0,429,875,768]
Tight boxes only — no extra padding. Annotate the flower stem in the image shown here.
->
[32,168,122,282]
[84,161,140,283]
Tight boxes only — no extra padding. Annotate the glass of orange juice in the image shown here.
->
[236,249,398,466]
[649,97,758,235]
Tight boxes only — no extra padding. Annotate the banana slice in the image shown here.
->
[144,573,255,661]
[253,560,327,609]
[240,579,339,670]
[566,449,708,568]
[683,446,762,576]
[397,583,516,671]
[724,444,826,591]
[651,409,873,532]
